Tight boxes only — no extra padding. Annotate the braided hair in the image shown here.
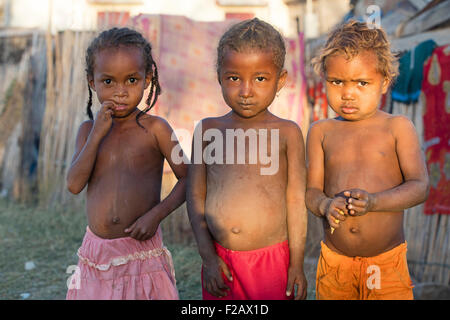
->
[85,27,161,129]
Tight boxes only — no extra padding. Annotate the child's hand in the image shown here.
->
[343,189,373,216]
[92,101,114,138]
[124,211,161,241]
[202,255,232,298]
[324,197,347,232]
[286,266,307,300]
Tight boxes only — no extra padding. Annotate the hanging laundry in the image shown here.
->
[307,77,328,121]
[392,39,437,104]
[422,44,450,215]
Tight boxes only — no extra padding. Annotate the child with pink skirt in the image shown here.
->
[66,27,187,300]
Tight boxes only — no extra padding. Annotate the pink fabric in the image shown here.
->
[202,240,293,300]
[66,226,178,300]
[131,15,307,172]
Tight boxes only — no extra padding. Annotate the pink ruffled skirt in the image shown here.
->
[66,226,178,300]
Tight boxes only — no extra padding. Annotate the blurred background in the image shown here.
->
[0,0,449,300]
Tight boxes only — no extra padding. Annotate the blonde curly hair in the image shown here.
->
[311,20,399,83]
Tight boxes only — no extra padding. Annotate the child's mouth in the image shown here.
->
[114,104,127,111]
[341,106,358,114]
[239,102,254,109]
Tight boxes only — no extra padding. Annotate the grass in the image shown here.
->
[0,198,317,300]
[0,198,202,300]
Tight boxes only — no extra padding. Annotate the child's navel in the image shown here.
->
[231,227,241,234]
[112,216,120,224]
[350,227,359,233]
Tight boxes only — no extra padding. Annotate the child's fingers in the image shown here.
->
[220,260,233,282]
[130,227,146,240]
[210,278,228,298]
[101,100,115,109]
[347,200,367,209]
[343,189,360,200]
[285,277,294,297]
[347,198,368,215]
[124,222,136,234]
[328,215,341,229]
[295,282,307,300]
[333,208,346,221]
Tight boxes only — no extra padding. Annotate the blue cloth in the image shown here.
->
[392,39,437,103]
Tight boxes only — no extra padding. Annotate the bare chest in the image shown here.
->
[95,128,163,173]
[323,127,397,166]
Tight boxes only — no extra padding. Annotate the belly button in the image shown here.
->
[350,227,359,233]
[112,217,120,224]
[231,227,240,234]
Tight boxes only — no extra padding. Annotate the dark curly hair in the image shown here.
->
[85,27,161,129]
[216,18,286,77]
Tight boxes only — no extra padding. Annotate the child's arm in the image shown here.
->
[284,122,308,300]
[66,102,115,194]
[344,116,429,215]
[124,117,188,240]
[305,122,347,230]
[186,121,232,298]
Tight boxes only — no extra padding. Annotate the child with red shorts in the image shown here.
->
[187,18,308,300]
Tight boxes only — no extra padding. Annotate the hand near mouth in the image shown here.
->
[92,100,115,138]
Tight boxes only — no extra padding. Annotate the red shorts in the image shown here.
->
[202,240,292,300]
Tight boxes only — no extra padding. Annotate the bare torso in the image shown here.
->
[86,115,164,239]
[321,112,405,257]
[203,112,291,251]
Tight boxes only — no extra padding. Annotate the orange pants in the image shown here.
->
[316,241,414,300]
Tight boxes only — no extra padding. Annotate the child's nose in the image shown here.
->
[239,81,253,98]
[115,84,128,97]
[341,84,355,100]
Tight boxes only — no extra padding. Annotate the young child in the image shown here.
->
[187,18,308,300]
[307,20,429,300]
[66,27,187,300]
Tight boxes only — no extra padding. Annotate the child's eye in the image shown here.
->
[128,77,137,84]
[256,76,266,82]
[358,81,368,86]
[228,76,239,82]
[103,79,112,85]
[331,80,342,85]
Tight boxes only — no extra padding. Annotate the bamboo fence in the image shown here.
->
[0,29,46,202]
[38,30,96,209]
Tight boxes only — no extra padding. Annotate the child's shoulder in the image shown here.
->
[382,112,416,136]
[138,113,174,131]
[382,112,413,125]
[197,115,230,130]
[76,119,94,135]
[272,116,303,136]
[308,118,335,132]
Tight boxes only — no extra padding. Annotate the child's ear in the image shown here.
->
[88,76,96,92]
[145,72,152,89]
[276,69,288,92]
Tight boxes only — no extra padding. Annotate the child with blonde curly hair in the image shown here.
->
[306,20,429,300]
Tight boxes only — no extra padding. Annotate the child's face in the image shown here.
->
[218,49,287,119]
[89,46,151,119]
[324,50,389,121]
